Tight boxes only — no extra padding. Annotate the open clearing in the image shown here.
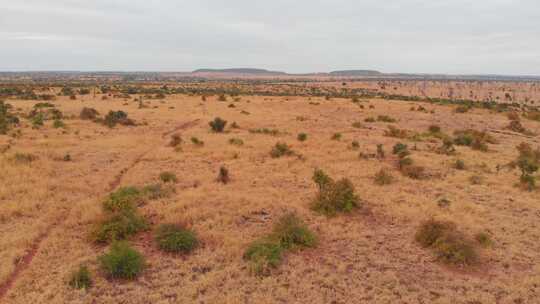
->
[1,84,540,304]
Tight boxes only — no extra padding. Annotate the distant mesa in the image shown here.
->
[192,68,286,75]
[328,70,382,76]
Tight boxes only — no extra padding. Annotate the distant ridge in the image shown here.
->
[192,68,286,75]
[329,70,382,76]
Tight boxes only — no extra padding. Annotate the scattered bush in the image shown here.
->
[454,159,466,170]
[79,107,99,120]
[454,105,470,113]
[191,137,204,146]
[217,166,230,184]
[351,141,360,150]
[159,171,177,183]
[155,223,198,253]
[11,152,37,164]
[98,241,145,280]
[311,169,360,216]
[69,265,92,290]
[229,137,244,146]
[297,133,308,142]
[270,142,294,158]
[53,119,65,129]
[377,115,396,123]
[415,219,478,266]
[384,126,408,139]
[374,169,394,185]
[209,117,227,132]
[509,142,540,191]
[243,240,283,276]
[103,111,134,128]
[0,101,19,134]
[474,232,493,248]
[169,134,182,148]
[453,129,496,152]
[92,211,148,243]
[352,122,364,128]
[331,133,342,141]
[271,213,317,250]
[244,213,316,275]
[249,128,281,136]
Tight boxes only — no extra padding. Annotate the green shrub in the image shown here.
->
[155,224,198,253]
[351,141,360,150]
[69,265,92,290]
[270,142,294,158]
[331,133,342,141]
[297,133,308,142]
[98,241,145,280]
[159,171,177,183]
[311,170,360,216]
[209,117,227,132]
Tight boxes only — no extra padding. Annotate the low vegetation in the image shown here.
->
[244,213,316,275]
[98,241,145,280]
[155,223,198,254]
[311,169,360,216]
[415,219,478,266]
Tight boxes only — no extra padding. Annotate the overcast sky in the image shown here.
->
[1,0,539,75]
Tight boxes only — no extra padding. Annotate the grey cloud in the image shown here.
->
[0,0,538,74]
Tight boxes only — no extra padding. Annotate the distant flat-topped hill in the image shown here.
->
[192,68,286,75]
[329,70,382,76]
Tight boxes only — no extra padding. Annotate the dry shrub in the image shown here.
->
[415,219,478,266]
[311,169,360,216]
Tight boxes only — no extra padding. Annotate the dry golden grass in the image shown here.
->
[1,90,540,303]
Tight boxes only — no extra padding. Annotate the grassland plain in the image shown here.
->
[0,90,539,304]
